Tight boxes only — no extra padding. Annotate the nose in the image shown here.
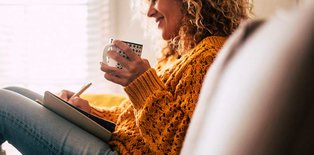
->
[146,4,156,18]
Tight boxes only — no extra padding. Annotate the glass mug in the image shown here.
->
[102,39,143,69]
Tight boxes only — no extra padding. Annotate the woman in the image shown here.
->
[0,0,249,154]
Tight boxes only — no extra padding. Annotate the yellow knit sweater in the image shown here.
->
[91,36,226,154]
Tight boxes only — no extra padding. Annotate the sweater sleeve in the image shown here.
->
[124,49,216,154]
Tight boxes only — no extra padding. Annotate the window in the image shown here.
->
[0,0,117,94]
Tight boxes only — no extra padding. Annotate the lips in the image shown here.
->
[156,17,163,23]
[156,17,164,28]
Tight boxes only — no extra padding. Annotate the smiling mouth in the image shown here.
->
[156,17,164,28]
[156,17,163,23]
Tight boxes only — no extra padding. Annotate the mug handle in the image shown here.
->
[102,43,114,64]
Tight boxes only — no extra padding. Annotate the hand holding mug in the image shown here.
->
[101,39,151,86]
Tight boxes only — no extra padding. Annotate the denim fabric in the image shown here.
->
[0,87,118,155]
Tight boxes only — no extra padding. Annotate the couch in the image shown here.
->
[181,2,314,155]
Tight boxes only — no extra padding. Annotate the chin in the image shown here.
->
[161,32,173,41]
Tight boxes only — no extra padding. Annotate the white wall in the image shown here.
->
[252,0,311,18]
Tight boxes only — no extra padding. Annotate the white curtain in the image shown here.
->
[0,0,120,94]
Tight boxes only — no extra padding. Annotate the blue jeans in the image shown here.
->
[0,87,118,155]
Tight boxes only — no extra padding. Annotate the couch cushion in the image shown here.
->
[81,94,125,108]
[181,2,314,155]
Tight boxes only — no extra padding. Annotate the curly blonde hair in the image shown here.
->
[160,0,251,61]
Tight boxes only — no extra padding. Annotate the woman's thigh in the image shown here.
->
[0,89,117,155]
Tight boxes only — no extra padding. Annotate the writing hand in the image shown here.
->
[57,90,91,113]
[57,90,74,101]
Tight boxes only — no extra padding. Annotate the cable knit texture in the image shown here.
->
[90,36,226,154]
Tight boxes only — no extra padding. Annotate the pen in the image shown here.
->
[69,82,92,100]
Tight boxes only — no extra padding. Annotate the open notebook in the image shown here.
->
[40,91,116,142]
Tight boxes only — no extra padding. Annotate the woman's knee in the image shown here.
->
[0,89,23,106]
[4,86,28,93]
[0,88,18,100]
[2,86,43,101]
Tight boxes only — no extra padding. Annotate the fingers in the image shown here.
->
[104,73,129,86]
[112,40,140,61]
[57,90,74,101]
[143,59,149,64]
[106,50,130,68]
[100,61,150,86]
[99,62,134,86]
[107,50,139,72]
[68,97,91,113]
[100,62,131,78]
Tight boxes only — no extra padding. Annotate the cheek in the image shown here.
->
[168,6,183,31]
[160,20,177,40]
[167,15,182,35]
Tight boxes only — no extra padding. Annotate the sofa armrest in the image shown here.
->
[182,2,314,155]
